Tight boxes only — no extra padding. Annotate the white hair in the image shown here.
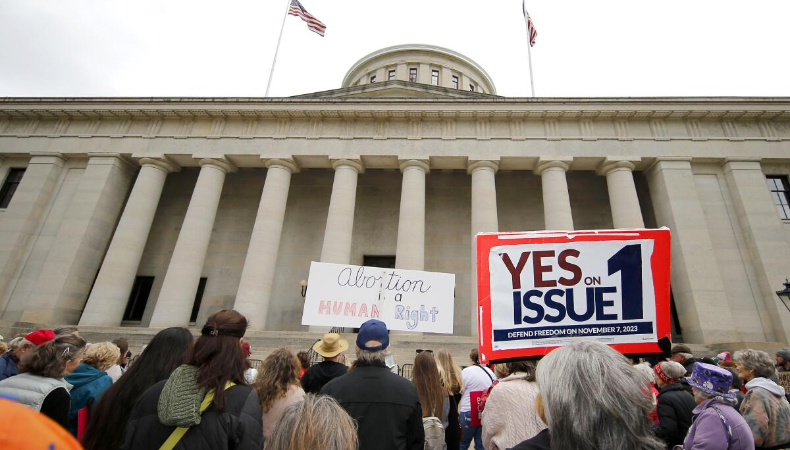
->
[632,362,654,386]
[536,341,665,450]
[691,386,737,406]
[658,361,688,380]
[355,345,391,365]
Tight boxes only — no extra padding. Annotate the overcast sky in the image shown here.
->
[1,0,789,98]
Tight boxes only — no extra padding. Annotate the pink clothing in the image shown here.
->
[262,384,305,439]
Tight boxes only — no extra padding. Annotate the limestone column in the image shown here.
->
[234,159,297,330]
[0,152,66,316]
[320,160,363,264]
[536,159,574,230]
[645,157,737,344]
[469,161,499,339]
[80,157,179,327]
[21,153,137,324]
[722,158,790,343]
[598,158,645,228]
[395,160,429,270]
[149,158,234,327]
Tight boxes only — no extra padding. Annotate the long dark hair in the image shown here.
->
[188,309,248,410]
[81,327,193,450]
[412,352,445,418]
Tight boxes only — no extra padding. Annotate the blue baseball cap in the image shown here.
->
[356,319,389,351]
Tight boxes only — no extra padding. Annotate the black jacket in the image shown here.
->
[301,360,348,394]
[509,429,551,450]
[121,381,263,450]
[654,382,696,448]
[320,362,424,450]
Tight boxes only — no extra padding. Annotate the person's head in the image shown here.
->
[412,351,444,418]
[81,327,193,450]
[686,362,737,405]
[355,319,390,366]
[535,341,665,450]
[505,360,537,381]
[632,362,655,387]
[296,351,311,370]
[188,309,248,410]
[469,348,480,365]
[722,367,742,391]
[112,338,129,366]
[53,326,79,338]
[0,340,6,357]
[265,394,358,450]
[653,361,687,388]
[494,363,509,379]
[14,330,56,360]
[313,333,349,363]
[670,344,693,364]
[435,350,462,395]
[254,348,301,413]
[776,349,790,368]
[734,349,776,382]
[18,334,86,378]
[82,342,121,372]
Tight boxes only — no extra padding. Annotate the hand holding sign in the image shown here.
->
[477,229,671,363]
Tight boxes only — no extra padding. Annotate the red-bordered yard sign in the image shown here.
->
[477,228,671,364]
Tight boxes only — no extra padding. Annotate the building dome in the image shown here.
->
[341,44,496,95]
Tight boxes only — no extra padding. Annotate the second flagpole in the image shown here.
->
[523,1,535,97]
[265,0,293,97]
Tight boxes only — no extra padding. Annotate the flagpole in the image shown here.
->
[265,0,293,97]
[523,1,535,97]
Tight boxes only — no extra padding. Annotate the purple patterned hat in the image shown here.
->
[685,362,735,399]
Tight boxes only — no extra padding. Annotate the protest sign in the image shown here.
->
[476,228,671,363]
[301,261,455,334]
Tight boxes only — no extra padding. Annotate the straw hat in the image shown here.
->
[312,333,349,358]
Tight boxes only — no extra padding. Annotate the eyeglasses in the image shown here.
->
[416,349,433,354]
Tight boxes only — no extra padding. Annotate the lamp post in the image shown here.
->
[300,279,308,298]
[777,279,790,312]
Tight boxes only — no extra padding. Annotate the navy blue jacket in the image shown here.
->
[0,353,19,381]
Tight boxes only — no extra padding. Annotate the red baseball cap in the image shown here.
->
[24,330,56,346]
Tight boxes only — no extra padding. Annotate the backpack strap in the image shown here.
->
[159,381,236,450]
[475,364,494,383]
[707,405,733,447]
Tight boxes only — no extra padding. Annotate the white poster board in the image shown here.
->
[301,261,455,334]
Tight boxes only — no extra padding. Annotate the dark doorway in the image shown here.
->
[190,277,208,324]
[363,255,396,269]
[123,276,154,322]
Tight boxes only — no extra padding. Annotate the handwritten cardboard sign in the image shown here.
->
[301,261,456,334]
[476,229,671,363]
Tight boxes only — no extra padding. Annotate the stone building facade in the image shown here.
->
[0,45,789,347]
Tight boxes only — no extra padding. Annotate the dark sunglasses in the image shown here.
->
[416,349,433,354]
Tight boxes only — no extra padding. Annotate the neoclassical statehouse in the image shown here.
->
[0,44,789,349]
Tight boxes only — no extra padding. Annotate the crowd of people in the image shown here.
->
[2,313,790,450]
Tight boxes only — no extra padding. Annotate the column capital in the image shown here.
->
[597,157,640,176]
[646,156,693,174]
[28,151,67,166]
[721,157,763,173]
[139,156,180,174]
[534,158,572,176]
[264,158,299,173]
[331,159,365,173]
[467,160,499,174]
[399,159,430,174]
[198,157,236,173]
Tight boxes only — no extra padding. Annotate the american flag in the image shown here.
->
[522,1,537,47]
[289,0,326,37]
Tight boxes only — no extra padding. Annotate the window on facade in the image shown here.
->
[452,76,459,89]
[767,175,790,220]
[370,75,376,83]
[123,276,154,322]
[363,255,396,269]
[388,70,395,81]
[431,70,439,85]
[190,277,208,323]
[469,84,475,92]
[409,68,417,82]
[0,168,26,209]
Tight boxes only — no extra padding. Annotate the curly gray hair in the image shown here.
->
[734,349,776,379]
